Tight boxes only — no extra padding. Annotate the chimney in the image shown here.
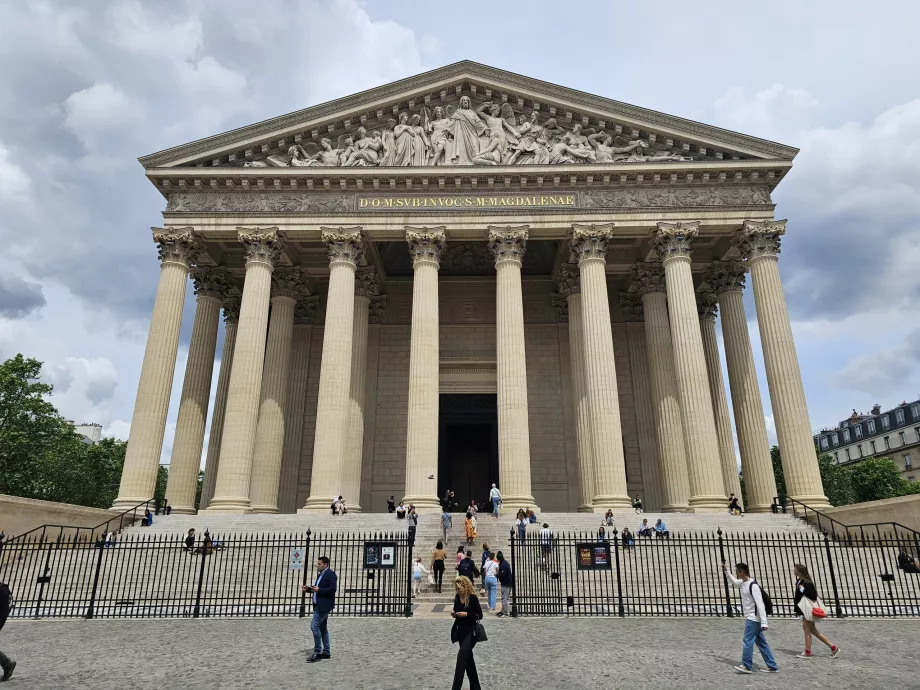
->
[871,404,881,416]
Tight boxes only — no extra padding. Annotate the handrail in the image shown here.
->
[774,495,920,543]
[3,498,154,546]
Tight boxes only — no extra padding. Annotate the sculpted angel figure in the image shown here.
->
[426,106,453,166]
[506,113,564,165]
[343,127,383,166]
[476,102,520,159]
[449,95,488,165]
[380,118,397,166]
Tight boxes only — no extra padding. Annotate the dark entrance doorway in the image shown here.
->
[438,394,498,512]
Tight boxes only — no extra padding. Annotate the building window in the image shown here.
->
[857,444,863,457]
[899,431,906,445]
[884,436,891,450]
[915,427,920,442]
[843,428,851,442]
[833,451,839,462]
[896,409,906,424]
[867,419,876,433]
[854,425,863,439]
[832,433,839,445]
[820,437,829,450]
[882,415,890,429]
[905,454,913,470]
[845,448,851,460]
[911,403,920,418]
[870,439,877,454]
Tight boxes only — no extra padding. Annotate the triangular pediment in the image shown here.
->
[140,61,797,171]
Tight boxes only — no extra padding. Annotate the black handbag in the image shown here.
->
[474,620,488,642]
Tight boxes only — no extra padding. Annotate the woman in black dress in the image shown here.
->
[793,564,839,658]
[450,575,483,690]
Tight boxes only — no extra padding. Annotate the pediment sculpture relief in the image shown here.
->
[242,96,696,169]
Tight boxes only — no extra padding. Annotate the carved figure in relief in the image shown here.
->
[380,118,397,166]
[298,138,343,167]
[337,135,356,166]
[343,127,383,166]
[505,114,564,165]
[393,112,413,166]
[408,113,431,166]
[547,134,594,165]
[449,96,488,165]
[425,106,453,166]
[567,124,596,162]
[476,102,520,159]
[472,131,503,165]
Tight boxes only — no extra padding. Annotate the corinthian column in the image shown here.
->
[302,228,364,512]
[737,220,828,507]
[198,297,240,510]
[113,228,198,510]
[697,291,743,505]
[200,297,240,510]
[489,225,537,511]
[652,222,725,512]
[557,265,594,511]
[277,297,319,513]
[630,262,690,511]
[249,268,311,513]
[403,227,446,512]
[706,261,776,512]
[165,268,232,514]
[205,228,283,513]
[571,224,631,510]
[341,268,379,513]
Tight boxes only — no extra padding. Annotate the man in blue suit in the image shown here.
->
[303,555,337,662]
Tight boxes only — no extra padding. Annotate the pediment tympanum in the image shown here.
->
[140,61,797,172]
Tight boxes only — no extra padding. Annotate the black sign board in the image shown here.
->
[364,541,397,569]
[576,542,612,570]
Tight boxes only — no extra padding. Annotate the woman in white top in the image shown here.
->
[481,553,500,611]
[411,557,429,597]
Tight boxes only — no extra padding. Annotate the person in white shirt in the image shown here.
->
[722,561,779,674]
[411,557,429,597]
[539,523,553,570]
[482,553,500,611]
[489,484,502,518]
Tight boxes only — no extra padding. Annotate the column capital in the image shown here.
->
[222,296,242,324]
[556,263,580,296]
[191,267,233,300]
[652,221,700,262]
[705,260,747,295]
[293,296,320,324]
[369,295,388,324]
[629,261,666,297]
[238,227,284,267]
[321,226,364,267]
[406,226,447,267]
[571,223,614,263]
[696,291,719,321]
[737,219,786,261]
[551,293,569,322]
[153,227,199,268]
[271,267,311,300]
[618,291,644,322]
[355,266,380,298]
[488,225,529,266]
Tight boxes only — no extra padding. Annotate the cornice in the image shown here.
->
[138,61,798,169]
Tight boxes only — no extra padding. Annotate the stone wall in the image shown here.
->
[0,494,121,537]
[821,494,920,532]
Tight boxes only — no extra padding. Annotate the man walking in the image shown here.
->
[496,551,514,617]
[441,509,453,544]
[0,580,15,681]
[539,523,553,570]
[489,484,502,518]
[722,561,778,674]
[303,556,337,663]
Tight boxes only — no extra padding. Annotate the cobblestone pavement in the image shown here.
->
[1,616,918,689]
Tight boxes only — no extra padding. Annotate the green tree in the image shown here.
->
[154,465,168,509]
[847,457,908,503]
[770,445,787,504]
[194,470,204,510]
[817,451,853,506]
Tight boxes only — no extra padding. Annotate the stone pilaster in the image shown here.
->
[557,264,594,511]
[631,262,690,511]
[277,297,319,513]
[706,261,776,512]
[200,298,240,509]
[620,292,663,512]
[113,228,198,510]
[697,291,743,505]
[249,268,311,513]
[342,267,379,512]
[403,226,446,512]
[302,228,364,512]
[165,267,232,514]
[571,223,631,510]
[489,225,537,511]
[205,228,283,513]
[737,220,828,507]
[652,222,726,511]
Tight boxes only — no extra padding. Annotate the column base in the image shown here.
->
[687,495,728,513]
[168,507,197,516]
[200,496,252,514]
[661,502,690,513]
[499,496,538,513]
[591,495,632,511]
[111,497,153,512]
[577,504,595,513]
[249,505,279,514]
[744,503,774,514]
[400,495,442,514]
[300,495,337,513]
[789,493,831,510]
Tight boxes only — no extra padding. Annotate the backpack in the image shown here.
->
[751,580,773,616]
[0,583,11,631]
[498,560,513,587]
[457,558,477,580]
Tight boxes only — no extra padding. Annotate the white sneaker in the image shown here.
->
[796,652,813,659]
[831,645,840,658]
[733,665,752,674]
[759,668,779,673]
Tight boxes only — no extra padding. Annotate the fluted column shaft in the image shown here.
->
[716,285,776,511]
[200,301,239,510]
[165,272,227,513]
[303,228,363,512]
[572,224,631,510]
[490,226,536,511]
[403,227,446,512]
[739,220,828,507]
[568,293,595,511]
[640,288,690,511]
[625,320,663,512]
[343,286,373,512]
[654,222,726,511]
[113,229,197,510]
[698,302,743,505]
[206,229,283,513]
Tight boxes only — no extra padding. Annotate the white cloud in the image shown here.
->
[64,83,141,151]
[106,1,203,61]
[0,143,32,203]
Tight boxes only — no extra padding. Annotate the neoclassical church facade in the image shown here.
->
[112,62,828,515]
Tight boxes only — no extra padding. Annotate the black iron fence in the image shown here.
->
[0,530,413,619]
[510,528,920,618]
[776,496,920,545]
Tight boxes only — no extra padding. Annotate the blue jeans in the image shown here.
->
[484,575,498,610]
[311,609,330,655]
[741,619,777,671]
[517,525,526,541]
[492,498,500,515]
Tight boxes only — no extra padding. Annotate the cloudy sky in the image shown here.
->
[1,0,919,467]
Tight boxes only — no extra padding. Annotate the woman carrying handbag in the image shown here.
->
[450,576,484,690]
[793,564,840,659]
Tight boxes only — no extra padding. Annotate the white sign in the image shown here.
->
[290,547,304,570]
